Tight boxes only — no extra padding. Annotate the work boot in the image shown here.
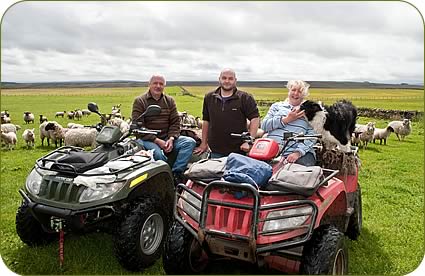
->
[173,172,186,186]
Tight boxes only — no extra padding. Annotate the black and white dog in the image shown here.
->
[300,100,357,152]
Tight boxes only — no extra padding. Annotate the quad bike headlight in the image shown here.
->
[79,181,126,203]
[180,191,201,222]
[25,169,43,195]
[262,206,313,234]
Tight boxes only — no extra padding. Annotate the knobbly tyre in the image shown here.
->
[16,103,175,271]
[163,132,362,275]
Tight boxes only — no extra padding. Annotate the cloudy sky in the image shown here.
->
[1,1,424,84]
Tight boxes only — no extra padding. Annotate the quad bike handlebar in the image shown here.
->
[231,132,254,145]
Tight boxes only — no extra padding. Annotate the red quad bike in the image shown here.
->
[163,132,362,275]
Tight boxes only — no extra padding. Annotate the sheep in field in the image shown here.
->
[388,119,412,141]
[1,130,17,150]
[373,126,394,145]
[64,128,98,148]
[39,121,60,146]
[1,123,19,134]
[67,123,85,129]
[74,110,83,120]
[22,128,35,148]
[354,122,375,149]
[55,111,66,118]
[44,122,67,147]
[23,112,35,124]
[39,114,48,124]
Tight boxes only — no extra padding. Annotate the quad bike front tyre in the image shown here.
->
[163,220,209,274]
[15,202,56,246]
[346,185,362,240]
[113,196,168,271]
[300,225,348,275]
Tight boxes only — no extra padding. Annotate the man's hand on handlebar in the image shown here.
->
[240,142,251,153]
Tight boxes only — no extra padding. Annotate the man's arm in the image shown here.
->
[248,117,260,138]
[194,120,209,154]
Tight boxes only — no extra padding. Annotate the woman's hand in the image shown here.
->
[282,107,305,124]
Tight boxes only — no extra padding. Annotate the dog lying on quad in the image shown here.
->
[300,100,357,152]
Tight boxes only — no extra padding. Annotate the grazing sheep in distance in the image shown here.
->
[39,115,48,124]
[388,119,412,141]
[64,128,98,148]
[23,112,35,124]
[22,128,35,148]
[1,130,17,150]
[67,111,75,120]
[74,110,83,120]
[373,126,394,145]
[55,111,66,118]
[67,123,85,129]
[82,109,91,116]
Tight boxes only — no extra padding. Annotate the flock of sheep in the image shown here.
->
[0,105,126,150]
[0,106,414,152]
[351,118,412,149]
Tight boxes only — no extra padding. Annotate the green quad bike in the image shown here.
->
[15,103,175,271]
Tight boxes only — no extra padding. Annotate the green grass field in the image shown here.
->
[0,86,424,275]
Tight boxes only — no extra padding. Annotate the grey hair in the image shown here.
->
[219,68,236,78]
[149,74,166,86]
[286,80,310,98]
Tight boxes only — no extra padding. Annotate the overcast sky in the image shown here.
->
[1,1,424,84]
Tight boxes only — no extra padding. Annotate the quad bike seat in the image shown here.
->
[50,151,110,174]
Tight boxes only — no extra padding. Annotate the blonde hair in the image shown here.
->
[286,80,310,98]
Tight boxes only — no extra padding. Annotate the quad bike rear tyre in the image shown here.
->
[15,202,56,246]
[163,220,209,274]
[346,185,362,240]
[300,225,348,275]
[113,196,168,271]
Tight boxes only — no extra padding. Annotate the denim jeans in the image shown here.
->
[136,136,196,173]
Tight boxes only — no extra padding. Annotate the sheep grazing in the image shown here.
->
[39,114,48,124]
[55,111,66,118]
[108,118,130,135]
[1,123,19,134]
[353,122,375,149]
[64,128,98,148]
[82,109,91,117]
[67,111,75,120]
[67,122,85,129]
[74,110,83,121]
[22,128,35,148]
[1,110,9,117]
[44,122,66,147]
[388,119,412,141]
[23,112,35,124]
[1,114,11,124]
[1,130,17,150]
[373,126,394,145]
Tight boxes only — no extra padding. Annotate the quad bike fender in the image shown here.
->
[311,177,348,232]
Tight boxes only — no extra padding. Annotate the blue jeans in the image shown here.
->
[294,152,316,166]
[137,136,196,173]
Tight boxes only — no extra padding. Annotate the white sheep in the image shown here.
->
[1,130,17,150]
[44,122,67,147]
[388,119,412,141]
[39,121,59,147]
[64,128,98,148]
[1,123,19,134]
[82,109,91,116]
[373,126,394,145]
[67,111,75,119]
[108,118,129,135]
[1,115,11,124]
[355,122,375,149]
[55,111,66,118]
[39,114,48,124]
[23,112,35,124]
[67,123,85,129]
[74,110,83,120]
[22,128,35,148]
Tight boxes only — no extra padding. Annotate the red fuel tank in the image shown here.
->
[248,138,280,161]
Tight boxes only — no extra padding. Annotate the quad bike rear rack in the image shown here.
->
[35,146,151,176]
